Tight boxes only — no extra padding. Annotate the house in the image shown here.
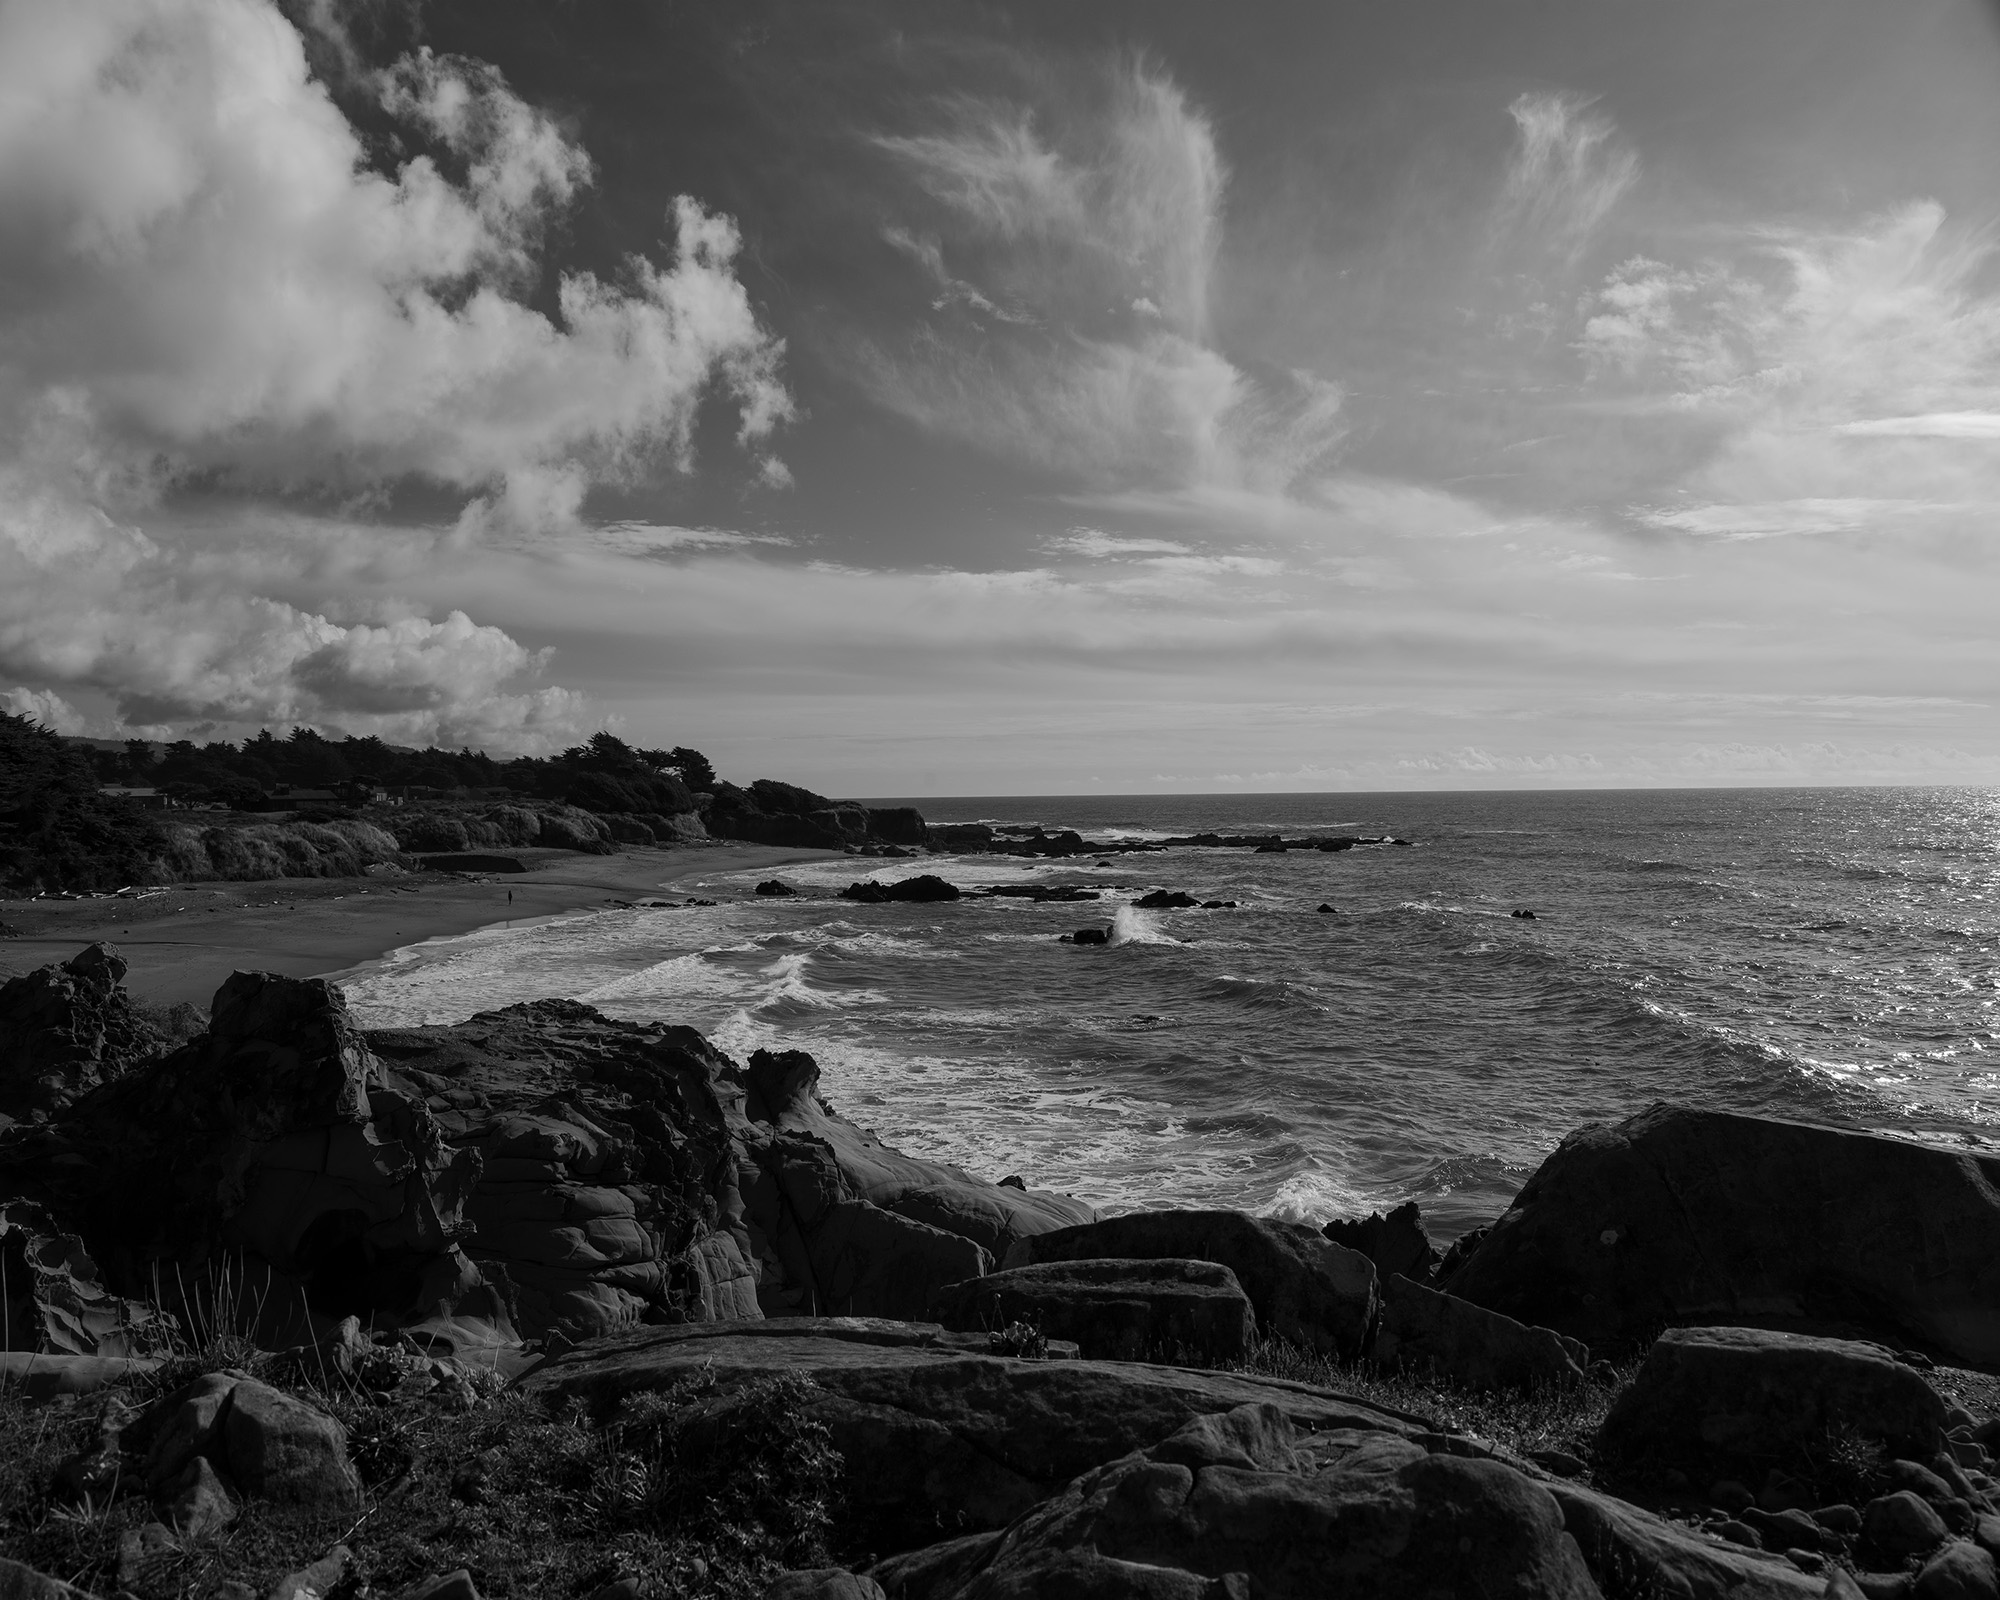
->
[98,786,174,810]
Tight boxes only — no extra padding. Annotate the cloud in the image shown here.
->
[1834,412,2000,439]
[1493,92,1637,267]
[1,685,89,735]
[0,0,791,747]
[1046,528,1192,558]
[862,58,1342,493]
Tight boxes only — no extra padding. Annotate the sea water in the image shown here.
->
[337,787,2000,1238]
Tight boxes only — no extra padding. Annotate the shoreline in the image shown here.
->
[0,843,846,1008]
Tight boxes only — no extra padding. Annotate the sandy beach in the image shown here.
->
[0,843,843,1008]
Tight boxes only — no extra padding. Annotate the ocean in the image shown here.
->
[338,787,2000,1240]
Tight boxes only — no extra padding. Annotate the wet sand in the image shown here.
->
[0,844,842,1008]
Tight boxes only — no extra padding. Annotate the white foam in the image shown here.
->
[1109,906,1182,946]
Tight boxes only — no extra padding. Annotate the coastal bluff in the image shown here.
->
[5,950,2000,1597]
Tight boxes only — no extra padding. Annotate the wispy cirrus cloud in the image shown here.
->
[860,58,1343,494]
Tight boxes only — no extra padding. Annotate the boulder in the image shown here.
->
[1598,1328,1949,1489]
[767,1573,888,1600]
[1544,1477,1823,1598]
[841,875,961,904]
[740,1048,1093,1319]
[929,1259,1256,1363]
[1915,1542,1999,1599]
[1133,890,1198,909]
[0,1560,93,1600]
[757,880,800,896]
[1442,1102,2000,1363]
[518,1318,1430,1553]
[1374,1273,1587,1391]
[1002,1209,1376,1358]
[0,942,169,1116]
[899,1403,1600,1599]
[1866,1491,1951,1559]
[125,1371,362,1512]
[1069,928,1109,946]
[1323,1201,1440,1285]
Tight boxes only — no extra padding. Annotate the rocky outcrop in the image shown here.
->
[841,875,961,904]
[1442,1102,2000,1364]
[1002,1209,1376,1358]
[1374,1274,1587,1392]
[0,955,1087,1348]
[518,1317,1431,1554]
[1324,1201,1440,1286]
[1598,1326,1950,1487]
[0,943,169,1119]
[0,1199,179,1357]
[888,1403,1603,1600]
[928,1259,1257,1363]
[738,1049,1093,1318]
[118,1369,363,1516]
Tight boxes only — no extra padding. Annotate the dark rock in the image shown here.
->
[164,1454,238,1536]
[842,875,961,904]
[927,824,996,853]
[1712,1480,1756,1513]
[1070,928,1109,946]
[1322,1201,1440,1284]
[1444,1103,2000,1363]
[929,1259,1256,1363]
[1545,1476,1824,1597]
[1914,1542,1999,1600]
[765,1572,888,1600]
[1003,1209,1376,1358]
[1133,890,1198,909]
[865,808,930,848]
[1431,1224,1489,1285]
[0,1557,93,1598]
[518,1318,1429,1553]
[1599,1328,1948,1488]
[1512,909,1538,919]
[1315,903,1335,913]
[127,1371,362,1511]
[398,1573,482,1600]
[1817,1504,1865,1534]
[0,1198,180,1356]
[922,1403,1599,1599]
[740,1048,1092,1318]
[1884,1459,1963,1508]
[1199,901,1235,910]
[1714,1519,1763,1548]
[1866,1491,1950,1558]
[1375,1273,1587,1391]
[267,1545,353,1600]
[1742,1507,1825,1552]
[1527,1448,1588,1477]
[0,942,169,1116]
[868,1533,1004,1600]
[756,880,800,897]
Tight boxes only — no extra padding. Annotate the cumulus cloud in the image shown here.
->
[0,0,792,747]
[864,59,1342,492]
[1,685,89,735]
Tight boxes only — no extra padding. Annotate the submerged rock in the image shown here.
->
[1443,1102,2000,1364]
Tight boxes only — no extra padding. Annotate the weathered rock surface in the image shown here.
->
[1001,1209,1375,1357]
[0,1198,180,1356]
[0,1558,93,1600]
[1443,1102,2000,1363]
[1599,1327,1948,1488]
[122,1370,362,1512]
[1323,1201,1440,1285]
[875,1401,1601,1600]
[0,943,168,1118]
[929,1259,1256,1363]
[518,1317,1430,1552]
[0,952,1082,1347]
[1375,1273,1587,1391]
[766,1572,889,1600]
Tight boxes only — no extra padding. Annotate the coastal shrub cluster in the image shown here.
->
[153,820,405,882]
[387,802,622,855]
[0,1356,842,1600]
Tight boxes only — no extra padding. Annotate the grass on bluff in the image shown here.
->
[0,1344,842,1600]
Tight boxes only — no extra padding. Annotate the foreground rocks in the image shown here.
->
[1375,1273,1588,1392]
[519,1316,1430,1552]
[0,945,170,1119]
[1003,1209,1376,1358]
[1443,1102,2000,1365]
[929,1259,1257,1363]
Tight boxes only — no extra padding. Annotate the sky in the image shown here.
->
[3,0,2000,795]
